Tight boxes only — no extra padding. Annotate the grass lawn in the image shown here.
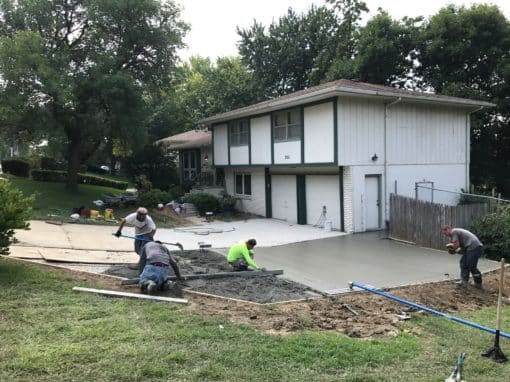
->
[1,259,509,381]
[7,177,180,228]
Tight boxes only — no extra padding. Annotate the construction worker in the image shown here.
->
[115,207,156,255]
[441,226,484,289]
[227,239,266,272]
[139,240,184,295]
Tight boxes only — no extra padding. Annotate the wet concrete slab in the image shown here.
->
[216,231,500,292]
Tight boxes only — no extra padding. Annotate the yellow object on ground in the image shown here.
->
[104,208,114,220]
[90,210,99,219]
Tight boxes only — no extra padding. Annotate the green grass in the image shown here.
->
[1,258,510,381]
[7,177,179,227]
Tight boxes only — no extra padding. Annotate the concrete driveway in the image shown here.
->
[223,231,499,292]
[12,220,499,293]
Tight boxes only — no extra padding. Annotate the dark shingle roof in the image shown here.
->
[199,79,494,125]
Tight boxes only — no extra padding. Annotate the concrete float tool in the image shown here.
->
[348,281,510,340]
[482,258,508,363]
[113,233,183,251]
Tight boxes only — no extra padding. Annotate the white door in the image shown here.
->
[306,175,340,229]
[271,175,297,223]
[364,175,381,230]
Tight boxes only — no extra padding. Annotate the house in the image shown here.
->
[156,129,224,194]
[198,79,493,233]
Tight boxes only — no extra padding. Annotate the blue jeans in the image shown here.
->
[140,265,168,289]
[134,233,152,256]
[460,246,483,284]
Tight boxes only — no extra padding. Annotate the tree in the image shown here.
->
[0,0,187,190]
[355,11,422,86]
[237,5,340,95]
[416,4,510,195]
[0,180,34,255]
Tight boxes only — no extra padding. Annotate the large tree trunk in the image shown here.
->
[66,138,81,192]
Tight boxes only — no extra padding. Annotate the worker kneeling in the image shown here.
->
[227,239,266,272]
[139,240,184,296]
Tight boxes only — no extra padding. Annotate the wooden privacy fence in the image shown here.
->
[389,194,489,250]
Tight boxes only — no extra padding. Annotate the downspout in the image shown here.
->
[384,97,401,225]
[467,106,484,191]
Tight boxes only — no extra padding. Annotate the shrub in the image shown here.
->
[40,157,66,171]
[470,205,510,262]
[137,189,173,209]
[31,170,128,190]
[1,159,30,177]
[185,193,220,216]
[0,180,34,255]
[220,194,238,212]
[135,175,152,193]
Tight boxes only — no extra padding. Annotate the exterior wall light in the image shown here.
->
[371,154,378,162]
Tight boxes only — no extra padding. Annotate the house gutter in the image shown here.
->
[384,97,401,223]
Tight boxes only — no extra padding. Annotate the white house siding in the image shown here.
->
[213,124,228,165]
[250,115,271,164]
[337,97,385,166]
[274,141,301,164]
[304,102,334,163]
[271,175,298,223]
[230,146,249,165]
[387,164,466,206]
[306,175,340,229]
[224,168,266,217]
[343,166,354,233]
[387,104,467,165]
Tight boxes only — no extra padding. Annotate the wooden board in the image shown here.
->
[8,246,43,259]
[39,248,138,264]
[72,287,188,304]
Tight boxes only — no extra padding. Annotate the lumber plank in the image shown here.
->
[120,269,284,285]
[72,286,188,304]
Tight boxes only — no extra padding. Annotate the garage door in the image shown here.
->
[306,175,340,229]
[271,175,297,223]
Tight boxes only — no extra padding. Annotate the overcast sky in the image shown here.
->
[176,0,510,61]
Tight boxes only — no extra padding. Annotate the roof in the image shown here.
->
[199,79,495,125]
[155,130,211,149]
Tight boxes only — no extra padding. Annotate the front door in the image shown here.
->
[364,175,381,230]
[181,149,200,182]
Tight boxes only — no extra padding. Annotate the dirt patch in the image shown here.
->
[102,250,321,303]
[4,255,509,338]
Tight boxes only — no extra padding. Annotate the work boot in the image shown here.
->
[163,280,183,297]
[146,280,157,294]
[456,280,468,288]
[474,282,483,290]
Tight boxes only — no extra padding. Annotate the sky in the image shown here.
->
[176,0,510,61]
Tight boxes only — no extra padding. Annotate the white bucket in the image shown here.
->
[324,221,332,232]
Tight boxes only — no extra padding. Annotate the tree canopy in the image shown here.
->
[0,0,187,190]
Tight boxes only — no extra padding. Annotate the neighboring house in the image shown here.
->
[198,79,493,233]
[156,129,224,191]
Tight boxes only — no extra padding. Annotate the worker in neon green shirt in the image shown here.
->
[227,239,266,271]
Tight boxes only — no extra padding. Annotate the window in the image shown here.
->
[235,173,252,196]
[273,108,302,142]
[230,119,249,146]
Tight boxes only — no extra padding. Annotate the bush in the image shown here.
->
[31,170,128,190]
[137,189,172,209]
[470,205,510,262]
[185,193,220,216]
[1,159,30,177]
[220,194,238,212]
[40,157,66,171]
[0,180,34,255]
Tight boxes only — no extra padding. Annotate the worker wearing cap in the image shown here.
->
[227,239,266,271]
[115,207,157,255]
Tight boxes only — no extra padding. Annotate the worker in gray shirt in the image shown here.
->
[139,240,184,296]
[441,226,484,289]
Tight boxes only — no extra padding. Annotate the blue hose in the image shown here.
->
[349,281,510,340]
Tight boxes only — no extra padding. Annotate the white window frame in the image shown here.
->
[273,108,302,142]
[234,173,252,197]
[230,119,249,146]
